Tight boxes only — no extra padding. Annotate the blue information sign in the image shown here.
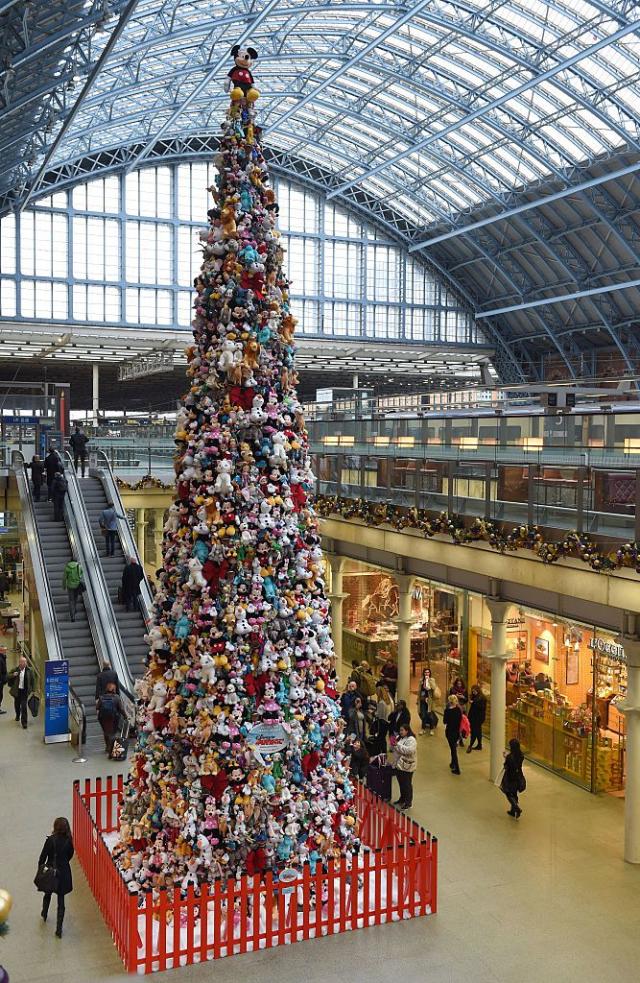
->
[45,660,70,744]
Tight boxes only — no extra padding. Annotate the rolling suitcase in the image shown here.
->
[366,754,393,801]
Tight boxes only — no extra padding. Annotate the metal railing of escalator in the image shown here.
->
[93,449,154,627]
[62,451,136,733]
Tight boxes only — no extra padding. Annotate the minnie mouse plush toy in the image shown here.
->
[226,45,260,102]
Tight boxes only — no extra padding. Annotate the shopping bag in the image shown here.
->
[427,710,438,729]
[460,713,471,738]
[109,736,129,761]
[494,766,505,788]
[34,864,58,893]
[366,754,393,801]
[28,694,40,718]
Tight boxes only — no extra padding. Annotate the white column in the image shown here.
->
[154,509,165,569]
[486,598,513,782]
[394,574,415,718]
[92,363,100,424]
[622,639,640,864]
[327,554,348,686]
[136,507,147,562]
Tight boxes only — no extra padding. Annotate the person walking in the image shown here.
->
[418,667,437,735]
[38,817,74,937]
[62,559,84,622]
[121,556,144,612]
[44,447,63,501]
[449,676,468,746]
[346,695,367,741]
[8,656,35,728]
[69,426,89,477]
[51,471,68,522]
[29,455,45,502]
[95,660,120,702]
[96,682,123,755]
[388,698,411,742]
[467,684,487,752]
[391,724,417,809]
[501,738,526,818]
[443,694,463,774]
[0,645,7,715]
[98,501,123,557]
[0,569,8,602]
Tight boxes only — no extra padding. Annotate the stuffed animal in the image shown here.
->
[199,653,217,687]
[148,682,168,712]
[188,557,207,590]
[269,431,288,466]
[225,45,260,102]
[214,458,233,495]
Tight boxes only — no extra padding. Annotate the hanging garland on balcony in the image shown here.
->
[116,475,173,491]
[314,495,640,575]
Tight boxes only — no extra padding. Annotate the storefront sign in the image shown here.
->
[117,351,173,382]
[506,616,526,627]
[44,659,70,744]
[588,638,626,662]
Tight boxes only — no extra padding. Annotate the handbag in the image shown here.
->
[494,765,505,788]
[460,713,471,738]
[76,580,86,594]
[517,771,527,793]
[432,684,442,701]
[28,693,40,718]
[34,863,58,894]
[427,710,438,728]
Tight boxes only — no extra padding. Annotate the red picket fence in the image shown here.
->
[73,775,437,974]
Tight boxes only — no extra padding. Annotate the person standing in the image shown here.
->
[346,695,367,741]
[96,682,123,755]
[388,698,411,742]
[467,685,487,752]
[340,680,361,720]
[98,501,123,557]
[121,556,144,612]
[348,737,370,782]
[38,817,74,937]
[449,676,468,746]
[95,660,120,702]
[391,724,417,809]
[501,738,526,818]
[380,656,398,698]
[443,694,462,774]
[0,645,7,715]
[357,660,376,700]
[417,667,437,735]
[29,455,45,502]
[62,559,84,622]
[8,655,35,728]
[69,426,89,477]
[0,569,8,602]
[51,471,68,522]
[372,684,393,754]
[44,447,63,501]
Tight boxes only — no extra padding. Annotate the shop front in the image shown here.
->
[339,560,463,704]
[469,598,626,795]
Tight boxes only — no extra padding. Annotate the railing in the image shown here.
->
[62,452,137,731]
[73,776,437,975]
[93,450,154,626]
[89,436,174,483]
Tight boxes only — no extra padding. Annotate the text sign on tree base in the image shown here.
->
[44,659,70,744]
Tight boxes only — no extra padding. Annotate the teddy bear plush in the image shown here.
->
[187,557,207,590]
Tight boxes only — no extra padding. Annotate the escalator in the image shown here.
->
[13,452,136,749]
[75,459,151,681]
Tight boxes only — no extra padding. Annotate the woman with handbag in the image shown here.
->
[501,738,526,818]
[391,724,417,809]
[37,817,74,937]
[417,668,437,736]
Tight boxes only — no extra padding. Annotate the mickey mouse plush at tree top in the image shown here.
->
[226,44,260,102]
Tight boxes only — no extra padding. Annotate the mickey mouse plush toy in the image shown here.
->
[226,44,260,102]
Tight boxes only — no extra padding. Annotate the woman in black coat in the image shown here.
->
[467,685,487,752]
[501,738,525,818]
[388,699,410,740]
[443,695,462,774]
[38,816,74,937]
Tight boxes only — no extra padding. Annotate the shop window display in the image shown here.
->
[469,597,626,795]
[341,561,461,704]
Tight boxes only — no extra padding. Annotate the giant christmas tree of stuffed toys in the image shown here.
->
[114,45,359,890]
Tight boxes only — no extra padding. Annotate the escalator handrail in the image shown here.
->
[93,449,154,626]
[10,451,64,664]
[61,452,136,730]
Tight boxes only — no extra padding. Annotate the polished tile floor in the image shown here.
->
[0,714,637,983]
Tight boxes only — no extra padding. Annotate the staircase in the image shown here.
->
[76,476,149,681]
[31,496,101,739]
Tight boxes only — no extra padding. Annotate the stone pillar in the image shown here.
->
[486,598,513,782]
[327,554,348,685]
[622,638,640,864]
[394,573,415,717]
[154,509,165,569]
[136,507,147,563]
[92,363,100,424]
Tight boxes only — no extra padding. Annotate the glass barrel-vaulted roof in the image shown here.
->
[2,0,640,383]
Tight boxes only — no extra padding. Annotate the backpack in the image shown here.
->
[65,562,83,589]
[99,694,117,714]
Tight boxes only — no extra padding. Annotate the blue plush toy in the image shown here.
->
[192,540,209,562]
[263,576,277,602]
[276,834,293,861]
[261,772,276,794]
[174,615,192,639]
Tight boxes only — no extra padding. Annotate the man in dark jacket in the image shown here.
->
[95,661,120,703]
[44,447,63,501]
[51,471,68,521]
[8,655,35,728]
[69,425,89,477]
[29,454,45,501]
[0,569,8,601]
[0,645,7,714]
[121,556,144,612]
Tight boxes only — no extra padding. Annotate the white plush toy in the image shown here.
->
[199,652,217,686]
[217,338,240,373]
[148,681,167,712]
[250,394,267,424]
[269,431,288,466]
[188,557,207,589]
[214,459,233,496]
[163,503,180,533]
[144,626,165,651]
